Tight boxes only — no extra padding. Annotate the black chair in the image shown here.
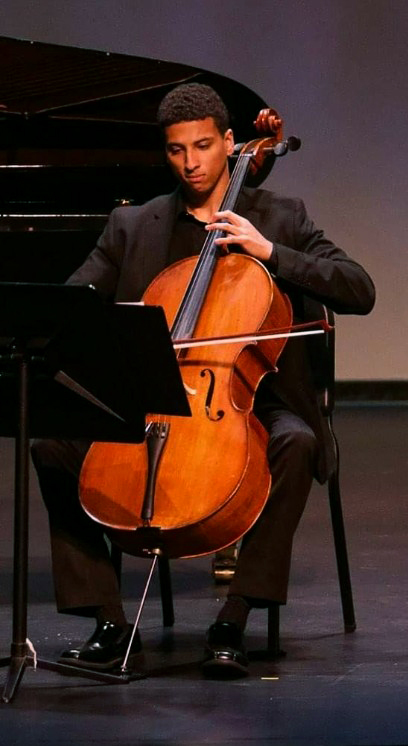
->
[112,304,356,656]
[212,304,356,655]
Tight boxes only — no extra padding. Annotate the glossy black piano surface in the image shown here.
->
[0,36,268,283]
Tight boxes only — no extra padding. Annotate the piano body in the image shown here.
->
[0,36,269,283]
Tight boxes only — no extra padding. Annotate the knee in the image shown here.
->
[31,439,88,513]
[31,438,88,477]
[31,439,64,470]
[287,427,317,457]
[267,424,317,469]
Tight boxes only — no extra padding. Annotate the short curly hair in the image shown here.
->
[157,83,230,135]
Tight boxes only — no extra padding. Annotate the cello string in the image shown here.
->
[170,155,252,342]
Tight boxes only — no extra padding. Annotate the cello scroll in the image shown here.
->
[233,107,300,186]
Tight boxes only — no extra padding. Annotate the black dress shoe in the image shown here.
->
[202,621,249,679]
[58,621,142,671]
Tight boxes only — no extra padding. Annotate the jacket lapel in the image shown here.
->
[139,191,178,289]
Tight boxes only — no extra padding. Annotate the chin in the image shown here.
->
[186,184,210,199]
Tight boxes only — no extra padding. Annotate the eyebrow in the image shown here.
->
[166,136,214,148]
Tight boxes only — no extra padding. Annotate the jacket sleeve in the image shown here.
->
[265,198,375,315]
[66,207,129,300]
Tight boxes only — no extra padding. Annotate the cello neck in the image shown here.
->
[170,153,253,343]
[170,107,286,342]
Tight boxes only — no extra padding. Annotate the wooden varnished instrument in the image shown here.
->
[79,109,294,560]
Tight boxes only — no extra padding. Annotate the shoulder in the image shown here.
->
[238,188,306,240]
[106,191,178,228]
[239,186,304,215]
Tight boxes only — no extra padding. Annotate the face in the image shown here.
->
[164,117,234,201]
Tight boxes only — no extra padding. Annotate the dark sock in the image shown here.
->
[216,595,251,632]
[96,604,127,628]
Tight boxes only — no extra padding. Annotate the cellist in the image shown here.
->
[31,83,375,679]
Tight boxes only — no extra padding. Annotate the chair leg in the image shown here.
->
[158,556,175,627]
[267,604,282,657]
[328,458,356,632]
[248,604,285,660]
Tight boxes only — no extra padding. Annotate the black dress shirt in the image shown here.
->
[167,209,207,266]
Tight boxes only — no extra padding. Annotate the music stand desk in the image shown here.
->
[0,283,189,703]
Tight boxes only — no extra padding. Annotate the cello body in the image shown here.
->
[79,252,292,558]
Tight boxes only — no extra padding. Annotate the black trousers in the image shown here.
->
[31,408,317,615]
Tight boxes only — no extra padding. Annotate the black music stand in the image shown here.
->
[0,283,189,703]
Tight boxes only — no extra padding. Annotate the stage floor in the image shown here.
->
[1,404,408,745]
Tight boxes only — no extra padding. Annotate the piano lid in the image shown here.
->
[0,36,283,225]
[0,38,282,282]
[0,36,269,162]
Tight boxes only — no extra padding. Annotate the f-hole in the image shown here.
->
[201,368,224,422]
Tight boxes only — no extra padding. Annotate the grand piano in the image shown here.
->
[0,35,270,282]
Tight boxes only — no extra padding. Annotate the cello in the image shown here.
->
[79,109,297,560]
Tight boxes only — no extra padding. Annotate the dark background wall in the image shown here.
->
[1,0,407,380]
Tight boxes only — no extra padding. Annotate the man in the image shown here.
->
[31,83,375,679]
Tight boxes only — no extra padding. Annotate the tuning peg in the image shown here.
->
[273,137,301,156]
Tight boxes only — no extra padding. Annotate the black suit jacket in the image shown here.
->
[68,187,375,481]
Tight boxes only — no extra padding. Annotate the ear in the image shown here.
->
[224,128,235,156]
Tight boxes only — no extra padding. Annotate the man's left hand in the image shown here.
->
[206,210,273,262]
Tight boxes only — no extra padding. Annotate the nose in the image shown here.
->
[184,148,199,172]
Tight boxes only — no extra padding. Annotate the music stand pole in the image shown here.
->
[1,345,30,702]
